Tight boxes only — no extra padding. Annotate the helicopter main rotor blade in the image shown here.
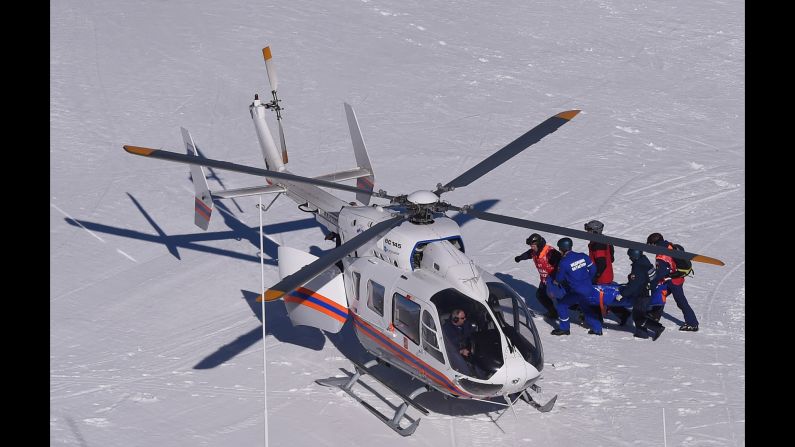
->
[446,205,724,266]
[277,119,288,164]
[435,110,580,195]
[123,146,394,200]
[260,215,407,302]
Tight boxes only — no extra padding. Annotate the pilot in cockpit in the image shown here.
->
[442,309,479,376]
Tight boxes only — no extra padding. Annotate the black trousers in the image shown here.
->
[537,283,557,315]
[631,293,651,328]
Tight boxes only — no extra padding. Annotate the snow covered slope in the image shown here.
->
[51,0,744,445]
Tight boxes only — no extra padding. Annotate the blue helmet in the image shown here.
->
[557,237,573,252]
[627,248,643,260]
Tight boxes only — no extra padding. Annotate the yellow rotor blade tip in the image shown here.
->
[263,47,272,61]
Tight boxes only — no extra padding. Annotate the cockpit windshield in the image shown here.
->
[485,282,544,371]
[430,288,504,380]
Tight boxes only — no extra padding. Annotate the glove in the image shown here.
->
[615,293,623,302]
[514,256,521,263]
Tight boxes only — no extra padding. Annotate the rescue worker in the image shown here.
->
[550,238,598,335]
[618,248,665,340]
[515,233,562,319]
[584,220,615,284]
[647,233,699,332]
[584,219,615,325]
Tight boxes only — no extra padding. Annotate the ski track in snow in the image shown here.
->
[51,0,743,445]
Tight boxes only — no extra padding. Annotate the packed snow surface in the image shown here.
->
[51,0,743,445]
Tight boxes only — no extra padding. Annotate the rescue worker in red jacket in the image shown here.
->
[647,233,699,331]
[584,220,615,284]
[514,233,562,319]
[582,220,615,324]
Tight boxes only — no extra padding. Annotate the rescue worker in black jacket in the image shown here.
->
[618,248,665,340]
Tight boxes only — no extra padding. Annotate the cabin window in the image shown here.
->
[351,271,361,301]
[486,282,544,371]
[393,293,420,345]
[367,280,385,316]
[421,310,445,364]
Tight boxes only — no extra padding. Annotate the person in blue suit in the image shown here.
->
[550,238,598,335]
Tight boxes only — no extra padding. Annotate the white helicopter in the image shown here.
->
[123,47,725,436]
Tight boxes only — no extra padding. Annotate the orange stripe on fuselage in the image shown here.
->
[295,287,347,313]
[284,294,347,323]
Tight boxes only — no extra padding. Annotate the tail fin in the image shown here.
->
[344,103,375,205]
[181,127,214,230]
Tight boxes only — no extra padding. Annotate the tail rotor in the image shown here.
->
[262,46,288,164]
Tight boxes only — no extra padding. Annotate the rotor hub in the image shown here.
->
[407,190,439,205]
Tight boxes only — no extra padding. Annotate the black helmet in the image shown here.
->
[557,237,573,252]
[584,220,604,234]
[526,233,546,247]
[647,233,663,245]
[627,248,643,260]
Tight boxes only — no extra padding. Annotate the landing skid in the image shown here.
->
[519,384,557,412]
[316,359,430,437]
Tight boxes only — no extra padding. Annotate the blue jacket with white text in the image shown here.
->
[554,251,596,296]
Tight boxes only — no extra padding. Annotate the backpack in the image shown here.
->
[669,244,694,278]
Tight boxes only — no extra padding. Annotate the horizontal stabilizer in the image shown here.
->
[212,185,287,199]
[209,168,371,199]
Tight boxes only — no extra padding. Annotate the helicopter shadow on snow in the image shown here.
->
[63,194,319,265]
[194,289,328,369]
